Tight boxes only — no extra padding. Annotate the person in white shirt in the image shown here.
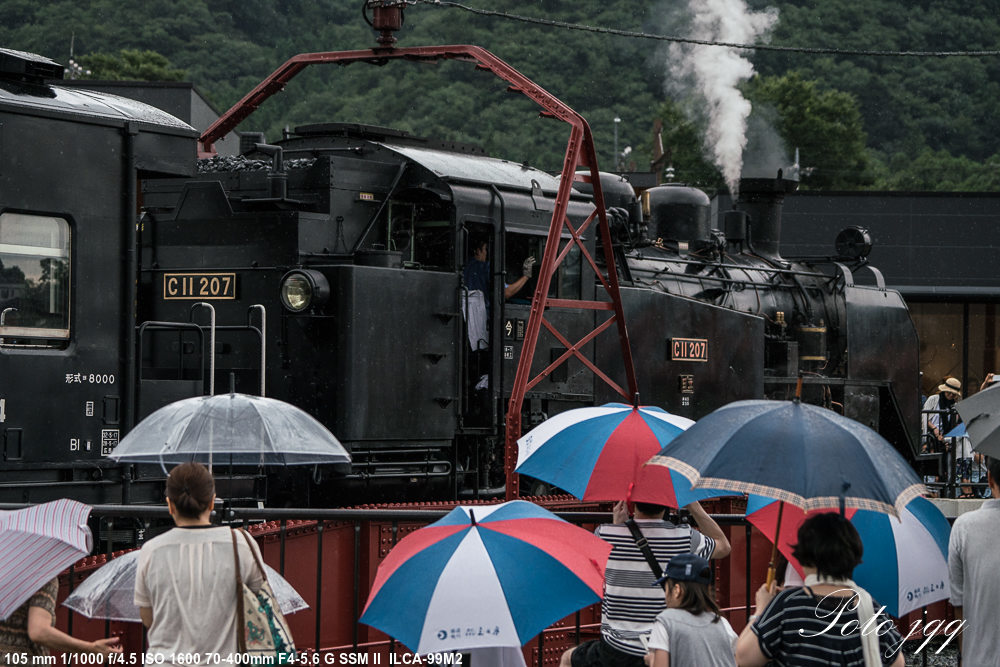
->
[135,462,266,663]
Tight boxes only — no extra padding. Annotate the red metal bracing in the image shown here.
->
[197,42,639,502]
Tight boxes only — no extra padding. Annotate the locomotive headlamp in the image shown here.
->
[280,269,330,313]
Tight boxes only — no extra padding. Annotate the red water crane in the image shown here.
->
[198,0,638,501]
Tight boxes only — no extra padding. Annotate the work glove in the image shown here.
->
[522,256,536,278]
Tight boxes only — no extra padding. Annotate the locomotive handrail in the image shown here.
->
[199,42,639,500]
[832,261,886,290]
[248,304,267,396]
[134,321,206,425]
[190,302,216,395]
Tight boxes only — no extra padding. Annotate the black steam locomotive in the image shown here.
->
[0,43,920,506]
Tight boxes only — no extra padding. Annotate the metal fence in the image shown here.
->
[39,502,953,665]
[919,406,991,499]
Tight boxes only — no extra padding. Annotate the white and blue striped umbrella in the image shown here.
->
[0,499,93,620]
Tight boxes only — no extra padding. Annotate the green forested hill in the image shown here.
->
[2,0,998,191]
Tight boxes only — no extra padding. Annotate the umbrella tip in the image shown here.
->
[468,509,477,526]
[229,372,236,395]
[633,392,640,409]
[794,373,803,402]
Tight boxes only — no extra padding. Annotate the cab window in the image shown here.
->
[0,212,71,345]
[504,232,582,303]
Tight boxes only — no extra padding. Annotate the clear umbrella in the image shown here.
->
[107,392,350,470]
[63,549,308,622]
[0,499,93,620]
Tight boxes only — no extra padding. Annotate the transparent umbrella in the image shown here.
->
[106,392,350,470]
[63,550,308,622]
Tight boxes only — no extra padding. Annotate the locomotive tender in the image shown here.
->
[0,41,920,505]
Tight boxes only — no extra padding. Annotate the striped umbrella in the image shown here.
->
[0,499,93,620]
[515,403,725,505]
[360,500,610,654]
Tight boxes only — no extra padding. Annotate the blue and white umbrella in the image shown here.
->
[515,403,725,505]
[746,495,951,617]
[359,501,610,654]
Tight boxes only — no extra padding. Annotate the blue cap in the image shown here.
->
[654,553,712,586]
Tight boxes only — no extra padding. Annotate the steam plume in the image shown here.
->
[663,0,778,193]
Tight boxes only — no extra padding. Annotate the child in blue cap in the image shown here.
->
[646,553,736,667]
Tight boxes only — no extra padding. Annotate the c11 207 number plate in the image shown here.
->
[669,337,708,362]
[163,272,237,300]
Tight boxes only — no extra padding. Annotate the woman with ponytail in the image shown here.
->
[134,463,265,663]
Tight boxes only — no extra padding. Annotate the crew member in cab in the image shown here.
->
[461,236,535,418]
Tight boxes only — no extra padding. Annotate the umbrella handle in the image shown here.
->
[765,501,785,588]
[765,562,777,588]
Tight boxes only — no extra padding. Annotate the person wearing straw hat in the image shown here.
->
[734,513,903,667]
[921,377,962,453]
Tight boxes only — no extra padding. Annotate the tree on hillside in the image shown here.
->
[77,49,185,81]
[874,149,1000,191]
[651,99,726,192]
[745,72,872,190]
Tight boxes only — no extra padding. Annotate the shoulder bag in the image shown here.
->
[231,528,296,662]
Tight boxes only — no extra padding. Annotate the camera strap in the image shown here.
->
[625,519,663,580]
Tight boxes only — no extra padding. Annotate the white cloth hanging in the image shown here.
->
[462,289,489,351]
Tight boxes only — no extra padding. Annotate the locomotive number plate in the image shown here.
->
[163,272,237,300]
[669,337,709,362]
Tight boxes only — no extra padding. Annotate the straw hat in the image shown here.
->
[938,377,962,396]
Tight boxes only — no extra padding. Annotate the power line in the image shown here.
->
[412,0,1000,58]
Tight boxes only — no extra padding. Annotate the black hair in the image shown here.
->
[791,513,863,580]
[663,578,722,622]
[166,462,215,519]
[988,456,1000,485]
[469,235,488,255]
[634,501,667,517]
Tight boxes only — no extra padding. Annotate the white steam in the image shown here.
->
[664,0,778,193]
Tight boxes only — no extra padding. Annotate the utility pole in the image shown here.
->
[613,116,621,171]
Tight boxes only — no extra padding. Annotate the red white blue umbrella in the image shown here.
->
[515,403,725,505]
[746,495,951,617]
[0,499,93,620]
[359,500,610,654]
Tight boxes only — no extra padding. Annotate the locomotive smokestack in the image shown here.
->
[737,169,798,259]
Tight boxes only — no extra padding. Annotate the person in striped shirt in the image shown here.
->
[560,500,731,667]
[734,513,904,667]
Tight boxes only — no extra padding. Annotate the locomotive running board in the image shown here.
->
[198,42,639,501]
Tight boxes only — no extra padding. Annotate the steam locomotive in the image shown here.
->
[0,43,920,506]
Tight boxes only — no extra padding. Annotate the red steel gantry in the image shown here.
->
[198,1,638,501]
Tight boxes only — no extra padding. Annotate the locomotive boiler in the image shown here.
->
[0,40,921,506]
